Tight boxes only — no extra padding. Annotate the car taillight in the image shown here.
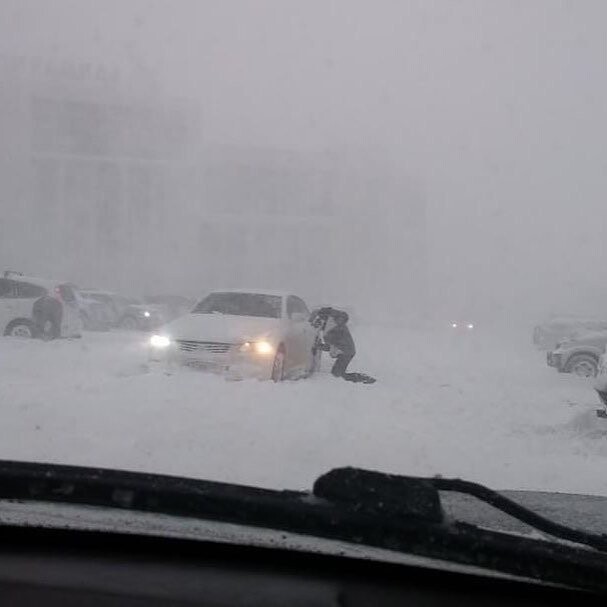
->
[53,287,63,302]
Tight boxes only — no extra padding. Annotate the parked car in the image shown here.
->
[594,354,607,417]
[79,290,165,331]
[546,330,607,377]
[143,294,195,322]
[78,290,126,327]
[63,284,113,332]
[0,271,82,339]
[117,298,165,331]
[533,316,607,351]
[149,290,319,381]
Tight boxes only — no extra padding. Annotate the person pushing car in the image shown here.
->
[310,307,375,383]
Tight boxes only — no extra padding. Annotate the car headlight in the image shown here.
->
[467,323,474,330]
[254,341,274,355]
[143,310,151,318]
[239,341,274,355]
[150,334,171,348]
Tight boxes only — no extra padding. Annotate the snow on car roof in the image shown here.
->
[80,289,116,295]
[3,273,65,289]
[545,316,607,324]
[201,288,292,298]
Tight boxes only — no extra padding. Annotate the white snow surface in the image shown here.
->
[2,324,607,496]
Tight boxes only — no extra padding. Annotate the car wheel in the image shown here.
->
[120,316,139,331]
[565,354,598,378]
[4,320,36,338]
[271,347,286,382]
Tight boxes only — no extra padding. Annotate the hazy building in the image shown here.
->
[0,55,426,319]
[181,145,427,319]
[0,53,201,293]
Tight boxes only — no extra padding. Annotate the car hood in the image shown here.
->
[562,330,607,347]
[2,489,606,584]
[163,313,281,343]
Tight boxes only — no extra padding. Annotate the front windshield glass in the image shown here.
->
[86,293,111,304]
[1,0,607,561]
[193,292,282,319]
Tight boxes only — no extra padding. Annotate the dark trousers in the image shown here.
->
[331,353,354,377]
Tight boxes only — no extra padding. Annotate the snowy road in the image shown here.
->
[2,325,607,496]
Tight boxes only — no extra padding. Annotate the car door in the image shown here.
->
[57,284,82,336]
[285,296,313,368]
[12,280,47,324]
[292,296,317,362]
[0,278,19,333]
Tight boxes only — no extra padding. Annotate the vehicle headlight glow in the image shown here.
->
[451,323,458,329]
[254,341,274,355]
[239,341,274,355]
[467,323,474,330]
[150,334,171,348]
[143,310,151,318]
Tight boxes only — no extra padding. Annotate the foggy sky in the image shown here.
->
[1,0,606,323]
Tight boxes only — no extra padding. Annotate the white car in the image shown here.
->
[149,290,320,381]
[0,272,83,338]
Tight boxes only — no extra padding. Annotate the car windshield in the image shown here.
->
[2,0,607,575]
[193,293,282,319]
[85,293,112,304]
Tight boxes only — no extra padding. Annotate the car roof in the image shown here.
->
[203,289,292,298]
[2,273,64,289]
[546,316,607,324]
[80,289,116,296]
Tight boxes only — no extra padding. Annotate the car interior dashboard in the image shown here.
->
[0,524,602,606]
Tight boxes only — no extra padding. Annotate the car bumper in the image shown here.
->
[150,345,274,380]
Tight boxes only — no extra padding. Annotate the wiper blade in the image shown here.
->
[1,461,607,592]
[430,475,607,552]
[315,468,607,552]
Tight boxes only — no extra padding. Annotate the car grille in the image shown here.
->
[176,340,232,354]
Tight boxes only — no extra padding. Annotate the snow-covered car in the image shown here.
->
[0,272,82,339]
[79,290,165,331]
[594,354,607,417]
[143,294,195,322]
[546,330,607,378]
[533,317,607,351]
[149,290,320,381]
[78,290,125,327]
[71,287,113,331]
[119,300,165,331]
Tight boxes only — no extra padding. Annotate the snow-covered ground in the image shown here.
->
[2,324,607,496]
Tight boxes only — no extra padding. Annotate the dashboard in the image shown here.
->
[0,523,602,606]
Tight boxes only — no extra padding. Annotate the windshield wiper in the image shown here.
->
[1,461,607,592]
[315,468,607,552]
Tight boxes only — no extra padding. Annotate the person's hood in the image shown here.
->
[163,313,281,343]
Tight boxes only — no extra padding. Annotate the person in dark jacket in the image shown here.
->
[32,295,62,340]
[322,310,356,378]
[310,306,375,383]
